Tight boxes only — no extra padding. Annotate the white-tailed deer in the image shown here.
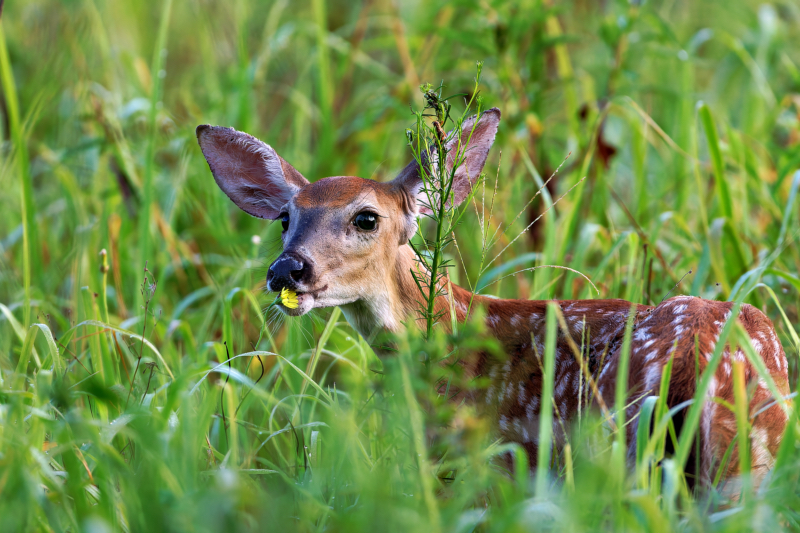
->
[196,109,789,489]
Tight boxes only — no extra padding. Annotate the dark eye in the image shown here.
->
[280,213,290,232]
[354,212,378,231]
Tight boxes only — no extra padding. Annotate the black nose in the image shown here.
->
[267,251,314,291]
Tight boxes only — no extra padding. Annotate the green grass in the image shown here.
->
[2,0,800,531]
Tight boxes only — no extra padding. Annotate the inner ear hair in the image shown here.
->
[390,107,501,216]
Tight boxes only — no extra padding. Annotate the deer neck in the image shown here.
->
[338,244,477,341]
[337,244,645,382]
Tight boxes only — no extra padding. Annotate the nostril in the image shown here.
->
[267,269,274,280]
[290,266,304,282]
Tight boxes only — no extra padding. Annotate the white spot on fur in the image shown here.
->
[526,396,539,420]
[708,327,721,355]
[555,376,569,397]
[645,350,660,363]
[768,330,783,371]
[518,382,528,405]
[633,327,651,342]
[751,338,763,354]
[644,364,661,391]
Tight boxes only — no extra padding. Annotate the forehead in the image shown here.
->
[294,176,394,209]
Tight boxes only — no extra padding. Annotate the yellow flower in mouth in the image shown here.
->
[280,287,299,309]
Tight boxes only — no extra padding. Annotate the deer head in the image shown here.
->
[196,109,500,336]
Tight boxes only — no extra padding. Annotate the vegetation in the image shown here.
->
[1,0,800,531]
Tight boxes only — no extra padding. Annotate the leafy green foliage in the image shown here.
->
[1,0,800,531]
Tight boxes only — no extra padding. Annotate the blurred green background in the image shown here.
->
[1,0,800,531]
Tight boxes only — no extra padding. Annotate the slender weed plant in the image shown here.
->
[407,64,486,338]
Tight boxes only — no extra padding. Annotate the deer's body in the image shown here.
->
[197,107,789,489]
[465,291,788,488]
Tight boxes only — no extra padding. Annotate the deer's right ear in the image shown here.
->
[196,125,309,219]
[391,107,501,218]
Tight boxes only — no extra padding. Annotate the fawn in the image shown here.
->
[197,108,789,490]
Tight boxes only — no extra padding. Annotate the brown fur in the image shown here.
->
[436,287,789,485]
[295,176,388,209]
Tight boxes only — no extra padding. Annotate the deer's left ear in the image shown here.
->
[391,107,501,220]
[196,125,309,219]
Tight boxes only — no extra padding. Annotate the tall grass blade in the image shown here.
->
[138,0,173,271]
[535,303,558,498]
[0,23,38,326]
[699,102,733,220]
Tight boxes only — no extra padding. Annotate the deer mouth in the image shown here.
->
[276,285,328,316]
[277,291,310,316]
